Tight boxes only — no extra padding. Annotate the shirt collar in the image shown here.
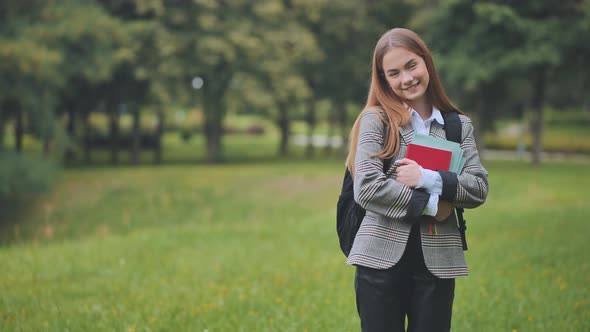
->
[408,106,445,126]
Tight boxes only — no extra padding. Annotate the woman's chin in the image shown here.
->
[404,91,426,102]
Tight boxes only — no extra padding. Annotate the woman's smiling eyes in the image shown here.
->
[387,61,417,78]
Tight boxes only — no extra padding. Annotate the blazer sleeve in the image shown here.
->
[353,110,430,220]
[438,115,489,209]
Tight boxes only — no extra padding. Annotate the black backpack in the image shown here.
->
[336,111,467,257]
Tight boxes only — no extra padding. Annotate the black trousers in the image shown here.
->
[354,224,455,332]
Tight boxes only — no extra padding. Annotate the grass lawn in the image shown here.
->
[1,159,589,331]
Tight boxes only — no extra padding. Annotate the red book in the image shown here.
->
[406,143,452,171]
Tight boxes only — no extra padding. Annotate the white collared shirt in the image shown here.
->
[410,107,445,136]
[407,107,444,216]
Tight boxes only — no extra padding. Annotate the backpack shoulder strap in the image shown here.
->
[441,111,461,144]
[441,111,468,250]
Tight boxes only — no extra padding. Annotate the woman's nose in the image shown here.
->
[401,72,413,86]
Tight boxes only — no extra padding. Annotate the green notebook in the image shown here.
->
[411,134,465,174]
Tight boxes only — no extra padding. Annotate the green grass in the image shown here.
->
[1,160,589,331]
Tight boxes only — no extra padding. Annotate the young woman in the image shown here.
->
[346,28,489,331]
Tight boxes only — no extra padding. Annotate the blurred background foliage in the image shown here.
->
[2,2,590,330]
[1,0,590,198]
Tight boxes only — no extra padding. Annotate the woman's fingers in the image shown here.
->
[395,162,421,188]
[395,158,418,166]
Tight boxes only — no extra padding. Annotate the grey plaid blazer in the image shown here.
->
[346,109,489,278]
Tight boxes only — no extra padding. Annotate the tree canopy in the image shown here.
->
[1,0,589,196]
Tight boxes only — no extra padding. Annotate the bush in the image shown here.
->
[0,152,59,197]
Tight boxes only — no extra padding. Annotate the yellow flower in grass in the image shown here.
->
[200,303,218,312]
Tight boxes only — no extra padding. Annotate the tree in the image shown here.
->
[0,0,124,195]
[290,0,416,156]
[427,0,590,165]
[137,0,322,162]
[98,1,182,165]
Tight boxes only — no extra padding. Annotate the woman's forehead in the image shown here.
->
[382,47,420,70]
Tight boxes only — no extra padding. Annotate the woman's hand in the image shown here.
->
[394,158,422,188]
[434,200,453,222]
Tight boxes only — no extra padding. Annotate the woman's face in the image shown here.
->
[382,47,430,105]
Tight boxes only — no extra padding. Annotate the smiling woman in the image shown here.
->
[343,28,489,332]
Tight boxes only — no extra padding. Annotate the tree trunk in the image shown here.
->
[203,98,223,163]
[0,106,6,151]
[109,111,120,165]
[15,107,23,153]
[305,98,316,158]
[64,109,76,162]
[583,76,590,113]
[324,112,334,156]
[154,111,163,164]
[202,80,230,163]
[472,111,484,159]
[82,112,91,164]
[130,107,141,165]
[472,100,484,160]
[530,67,546,167]
[201,66,231,164]
[277,103,290,157]
[43,137,50,158]
[337,102,348,156]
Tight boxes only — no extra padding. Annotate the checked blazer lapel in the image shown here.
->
[429,120,446,140]
[399,123,414,145]
[398,119,445,145]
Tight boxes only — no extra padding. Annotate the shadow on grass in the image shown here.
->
[0,194,44,246]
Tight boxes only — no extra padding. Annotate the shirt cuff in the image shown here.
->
[417,167,443,195]
[422,193,439,217]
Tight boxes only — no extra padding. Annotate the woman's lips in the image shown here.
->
[403,81,420,90]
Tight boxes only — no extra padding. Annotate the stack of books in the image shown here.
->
[406,134,465,173]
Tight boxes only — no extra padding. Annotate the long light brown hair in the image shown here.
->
[346,28,462,175]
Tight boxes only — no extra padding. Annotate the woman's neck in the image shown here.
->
[407,99,432,120]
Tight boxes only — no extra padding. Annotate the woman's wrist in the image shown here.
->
[417,167,443,195]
